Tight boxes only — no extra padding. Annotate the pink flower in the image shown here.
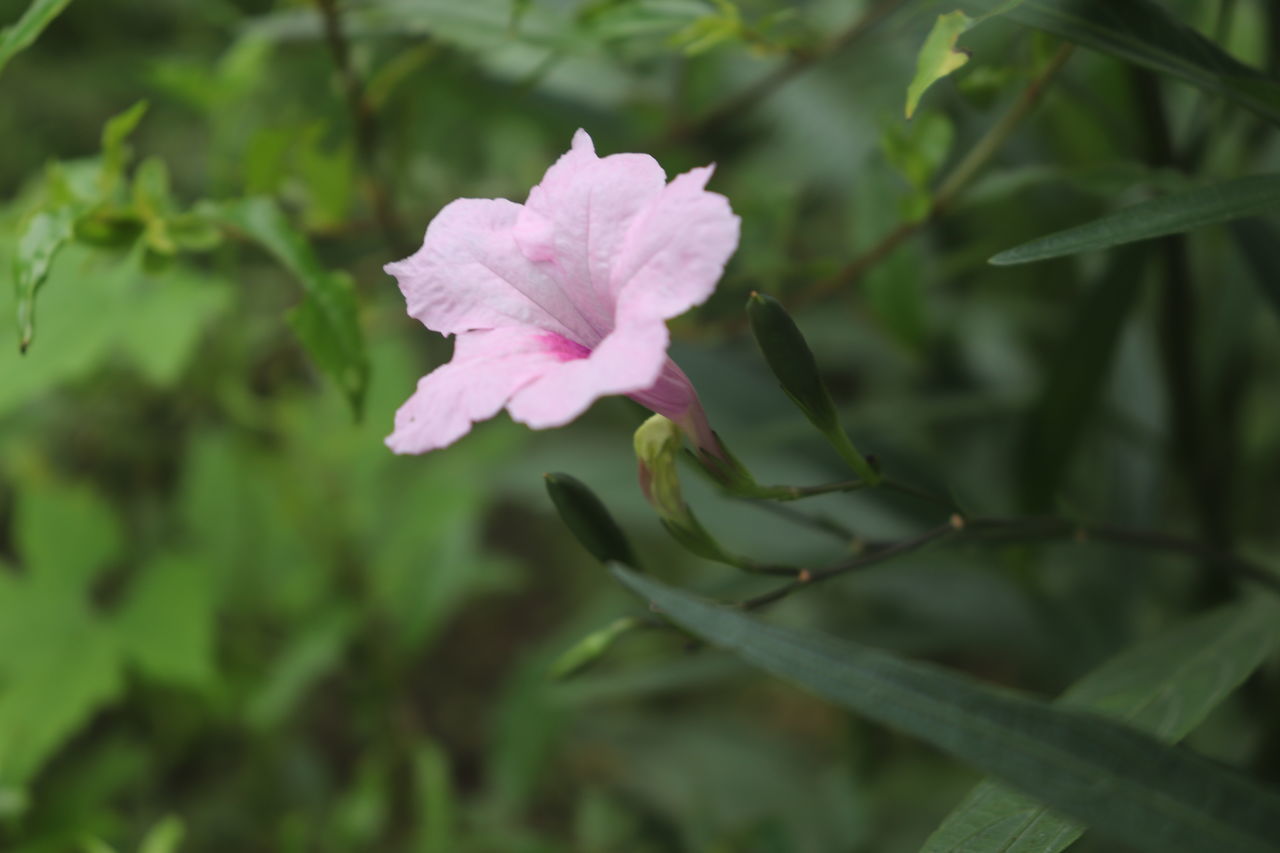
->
[385,130,740,455]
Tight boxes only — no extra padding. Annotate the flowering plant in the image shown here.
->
[385,130,738,458]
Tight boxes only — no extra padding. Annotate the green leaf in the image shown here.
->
[1230,219,1280,324]
[13,101,148,352]
[138,816,185,853]
[114,556,218,690]
[99,100,148,196]
[922,598,1280,853]
[551,617,644,679]
[213,197,369,415]
[0,480,124,785]
[963,0,1280,125]
[0,245,233,414]
[1017,249,1143,509]
[905,11,974,119]
[13,206,76,351]
[413,740,455,853]
[990,174,1280,264]
[0,0,74,79]
[610,567,1280,853]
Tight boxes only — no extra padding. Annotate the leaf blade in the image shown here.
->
[610,566,1280,853]
[213,197,369,415]
[922,598,1280,852]
[990,174,1280,265]
[905,11,974,119]
[0,0,74,79]
[964,0,1280,125]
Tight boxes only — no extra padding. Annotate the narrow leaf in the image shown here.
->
[1230,218,1280,324]
[611,567,1280,853]
[213,197,368,415]
[990,174,1280,265]
[922,598,1280,853]
[905,11,974,119]
[1017,249,1143,509]
[0,0,74,79]
[964,0,1280,125]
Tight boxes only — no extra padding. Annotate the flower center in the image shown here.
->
[539,333,592,362]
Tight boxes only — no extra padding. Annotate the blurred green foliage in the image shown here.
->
[2,0,1280,851]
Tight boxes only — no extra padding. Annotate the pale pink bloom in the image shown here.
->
[385,130,740,455]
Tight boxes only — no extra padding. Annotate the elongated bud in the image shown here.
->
[634,415,751,566]
[746,292,881,484]
[544,473,637,567]
[634,414,687,522]
[550,617,642,679]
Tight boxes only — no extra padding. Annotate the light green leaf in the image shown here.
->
[0,0,74,79]
[990,174,1280,264]
[13,206,76,351]
[99,100,148,196]
[0,245,233,414]
[13,101,148,352]
[964,0,1280,125]
[138,816,185,853]
[905,11,974,119]
[114,556,218,689]
[611,567,1280,853]
[213,197,368,415]
[0,480,124,786]
[922,598,1280,852]
[414,740,455,853]
[245,609,354,730]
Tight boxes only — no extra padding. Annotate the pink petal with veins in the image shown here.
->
[385,129,740,454]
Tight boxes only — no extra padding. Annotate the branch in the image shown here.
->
[315,0,411,257]
[793,43,1074,311]
[665,0,908,144]
[735,511,1280,612]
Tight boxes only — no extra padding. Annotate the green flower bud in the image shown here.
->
[550,617,643,679]
[746,292,880,484]
[634,414,688,523]
[544,473,637,567]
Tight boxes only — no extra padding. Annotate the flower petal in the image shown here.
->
[386,326,579,454]
[518,129,669,336]
[612,165,740,322]
[507,320,670,429]
[386,198,601,345]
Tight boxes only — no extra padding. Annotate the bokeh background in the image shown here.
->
[2,0,1279,850]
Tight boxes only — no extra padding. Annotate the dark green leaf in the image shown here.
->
[1018,249,1143,509]
[1230,218,1280,324]
[0,0,74,79]
[213,197,368,415]
[964,0,1280,125]
[990,174,1280,264]
[544,472,637,567]
[922,598,1280,852]
[611,567,1280,853]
